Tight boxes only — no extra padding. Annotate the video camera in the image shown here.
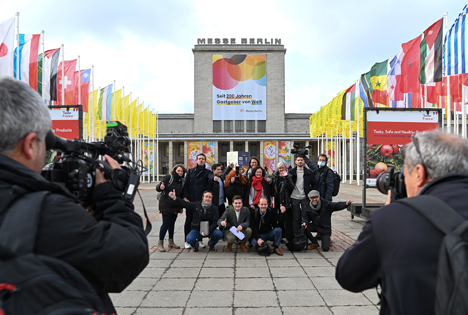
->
[291,144,312,156]
[42,121,144,204]
[376,167,407,201]
[234,165,241,184]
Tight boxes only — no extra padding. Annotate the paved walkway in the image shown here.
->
[112,182,388,314]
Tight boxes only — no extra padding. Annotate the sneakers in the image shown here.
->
[199,241,207,248]
[184,242,192,249]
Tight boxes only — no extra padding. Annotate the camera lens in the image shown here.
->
[376,172,389,194]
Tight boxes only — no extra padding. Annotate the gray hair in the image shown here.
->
[277,161,287,170]
[0,77,51,154]
[404,129,468,180]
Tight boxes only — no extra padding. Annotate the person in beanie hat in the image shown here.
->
[302,190,352,251]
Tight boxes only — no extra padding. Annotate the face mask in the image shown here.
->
[318,162,326,167]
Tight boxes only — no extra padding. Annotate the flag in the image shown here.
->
[110,89,122,121]
[359,72,374,108]
[56,59,77,105]
[97,84,113,120]
[370,60,388,105]
[445,4,468,76]
[73,69,91,112]
[341,83,356,120]
[419,18,443,84]
[0,18,15,78]
[44,48,61,101]
[400,34,422,93]
[14,34,41,90]
[388,51,405,104]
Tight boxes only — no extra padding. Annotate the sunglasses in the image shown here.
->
[411,133,426,167]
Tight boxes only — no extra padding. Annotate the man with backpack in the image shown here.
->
[0,77,149,314]
[336,130,468,315]
[304,154,334,201]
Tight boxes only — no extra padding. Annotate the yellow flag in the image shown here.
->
[110,89,122,121]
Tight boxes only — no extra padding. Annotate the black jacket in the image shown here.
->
[335,174,468,315]
[302,198,348,235]
[0,154,149,314]
[209,169,228,207]
[218,205,250,239]
[270,171,294,209]
[174,198,219,235]
[289,166,316,199]
[156,173,184,214]
[304,156,334,201]
[182,165,213,202]
[250,207,278,240]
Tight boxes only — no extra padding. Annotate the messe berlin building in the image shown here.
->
[155,38,314,175]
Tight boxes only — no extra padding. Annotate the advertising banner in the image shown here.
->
[202,141,215,170]
[50,108,82,139]
[212,54,266,120]
[278,141,292,168]
[365,109,440,185]
[263,141,276,174]
[187,141,200,169]
[143,143,154,175]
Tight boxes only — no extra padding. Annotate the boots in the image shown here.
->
[307,243,320,250]
[226,243,233,252]
[168,239,180,249]
[239,243,249,253]
[157,240,166,252]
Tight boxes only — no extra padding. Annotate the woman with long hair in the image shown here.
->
[244,166,271,210]
[244,157,261,181]
[155,164,186,252]
[224,167,248,206]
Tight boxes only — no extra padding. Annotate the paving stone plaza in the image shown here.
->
[111,182,388,314]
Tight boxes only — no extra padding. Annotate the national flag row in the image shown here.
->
[310,4,468,137]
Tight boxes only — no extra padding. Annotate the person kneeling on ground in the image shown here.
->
[251,197,285,256]
[168,190,222,251]
[302,190,352,251]
[218,195,252,253]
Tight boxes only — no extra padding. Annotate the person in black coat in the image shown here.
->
[209,163,227,218]
[302,190,352,251]
[155,164,186,252]
[168,190,222,251]
[270,161,295,241]
[182,153,214,248]
[335,130,468,315]
[304,154,334,201]
[250,197,286,255]
[224,164,247,205]
[243,166,272,210]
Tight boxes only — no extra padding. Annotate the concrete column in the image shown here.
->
[215,141,219,164]
[230,141,233,152]
[168,141,173,171]
[245,140,249,153]
[260,141,264,166]
[184,141,188,167]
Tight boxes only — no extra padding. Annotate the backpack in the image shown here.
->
[329,169,341,197]
[0,191,107,315]
[156,175,173,201]
[287,226,308,252]
[397,195,468,315]
[257,243,273,256]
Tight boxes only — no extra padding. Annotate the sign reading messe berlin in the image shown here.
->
[212,54,266,120]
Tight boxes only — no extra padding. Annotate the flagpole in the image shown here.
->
[91,65,94,141]
[424,84,428,108]
[153,112,156,182]
[349,120,353,184]
[113,80,116,121]
[121,86,124,123]
[357,92,361,186]
[41,30,44,101]
[463,85,467,138]
[61,44,65,105]
[78,55,81,105]
[342,121,345,180]
[98,86,101,140]
[15,12,19,80]
[440,95,444,131]
[157,111,159,182]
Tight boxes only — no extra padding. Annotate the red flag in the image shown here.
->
[56,59,77,105]
[73,69,90,112]
[28,34,41,91]
[426,83,438,104]
[400,35,422,93]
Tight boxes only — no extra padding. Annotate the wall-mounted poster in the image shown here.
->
[278,141,292,168]
[143,143,154,175]
[187,141,200,169]
[202,141,215,170]
[212,54,266,120]
[263,141,276,174]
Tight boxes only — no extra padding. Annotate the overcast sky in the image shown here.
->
[1,0,466,114]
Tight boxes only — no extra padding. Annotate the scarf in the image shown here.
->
[251,176,264,205]
[309,199,321,212]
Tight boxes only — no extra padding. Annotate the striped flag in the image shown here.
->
[0,18,15,78]
[359,72,374,108]
[419,18,443,84]
[43,48,61,102]
[13,34,41,90]
[98,83,113,120]
[341,83,356,120]
[370,60,389,106]
[445,4,468,76]
[388,51,405,105]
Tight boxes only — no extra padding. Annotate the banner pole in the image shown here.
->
[15,12,19,80]
[61,44,64,105]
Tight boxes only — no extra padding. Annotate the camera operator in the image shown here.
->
[271,161,295,242]
[0,77,149,314]
[303,153,334,201]
[224,163,248,205]
[336,130,468,315]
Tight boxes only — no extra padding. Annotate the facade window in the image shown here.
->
[247,120,255,133]
[236,143,243,151]
[213,120,221,133]
[178,143,184,156]
[163,143,169,156]
[221,143,229,156]
[235,120,244,133]
[249,144,258,157]
[258,120,266,133]
[224,120,233,133]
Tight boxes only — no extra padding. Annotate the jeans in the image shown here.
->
[159,213,178,240]
[291,198,308,237]
[251,227,282,247]
[186,229,223,248]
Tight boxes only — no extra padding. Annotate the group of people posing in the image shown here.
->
[156,153,352,255]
